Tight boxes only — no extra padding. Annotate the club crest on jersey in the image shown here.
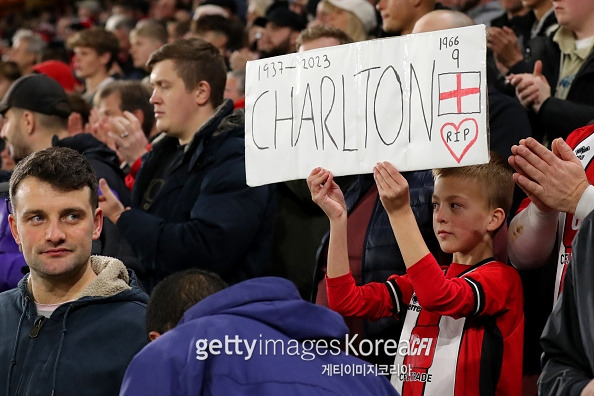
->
[576,144,590,160]
[408,295,422,312]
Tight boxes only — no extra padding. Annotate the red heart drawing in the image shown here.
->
[440,118,479,163]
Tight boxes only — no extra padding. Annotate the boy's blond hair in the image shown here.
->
[432,153,514,214]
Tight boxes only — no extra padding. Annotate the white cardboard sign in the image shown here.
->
[245,25,488,186]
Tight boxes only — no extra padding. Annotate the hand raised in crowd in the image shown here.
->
[508,137,589,214]
[229,48,258,71]
[87,108,118,153]
[98,178,128,224]
[107,111,149,165]
[307,167,346,221]
[487,26,523,74]
[509,60,551,112]
[373,161,410,215]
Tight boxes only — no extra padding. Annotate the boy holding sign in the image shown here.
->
[307,155,523,395]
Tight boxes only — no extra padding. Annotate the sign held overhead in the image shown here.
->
[245,25,489,186]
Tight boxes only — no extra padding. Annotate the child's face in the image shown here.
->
[431,176,495,256]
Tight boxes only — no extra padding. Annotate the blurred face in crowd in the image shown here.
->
[1,146,15,171]
[257,23,295,57]
[72,47,110,79]
[130,35,163,68]
[376,0,415,35]
[56,16,75,42]
[112,27,131,54]
[6,39,36,73]
[90,91,126,154]
[315,2,350,33]
[0,108,31,162]
[552,0,594,38]
[224,73,243,103]
[149,59,200,142]
[499,0,525,13]
[153,0,177,20]
[96,92,124,119]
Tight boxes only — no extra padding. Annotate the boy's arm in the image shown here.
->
[373,162,430,268]
[308,167,408,320]
[326,273,402,320]
[406,254,521,318]
[307,168,349,277]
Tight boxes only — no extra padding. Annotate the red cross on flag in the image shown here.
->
[438,72,481,115]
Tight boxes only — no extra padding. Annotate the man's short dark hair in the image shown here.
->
[96,80,154,137]
[9,147,98,211]
[191,14,245,51]
[147,38,227,108]
[146,269,227,335]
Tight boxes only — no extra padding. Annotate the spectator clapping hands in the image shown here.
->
[107,111,149,165]
[508,60,551,113]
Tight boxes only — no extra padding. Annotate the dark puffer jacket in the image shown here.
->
[539,210,594,395]
[117,99,275,291]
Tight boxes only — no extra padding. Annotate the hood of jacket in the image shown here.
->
[17,255,147,307]
[179,276,348,341]
[190,98,244,144]
[186,99,244,167]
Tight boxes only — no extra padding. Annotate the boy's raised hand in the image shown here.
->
[374,162,410,214]
[307,167,346,221]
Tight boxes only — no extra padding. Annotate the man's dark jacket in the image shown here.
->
[539,209,594,395]
[117,99,275,291]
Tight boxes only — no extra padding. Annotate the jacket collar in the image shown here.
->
[20,255,133,304]
[186,99,242,171]
[79,255,132,298]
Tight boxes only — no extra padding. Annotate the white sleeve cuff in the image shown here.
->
[576,185,594,222]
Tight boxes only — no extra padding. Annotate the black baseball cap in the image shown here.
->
[258,7,306,31]
[0,74,71,118]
